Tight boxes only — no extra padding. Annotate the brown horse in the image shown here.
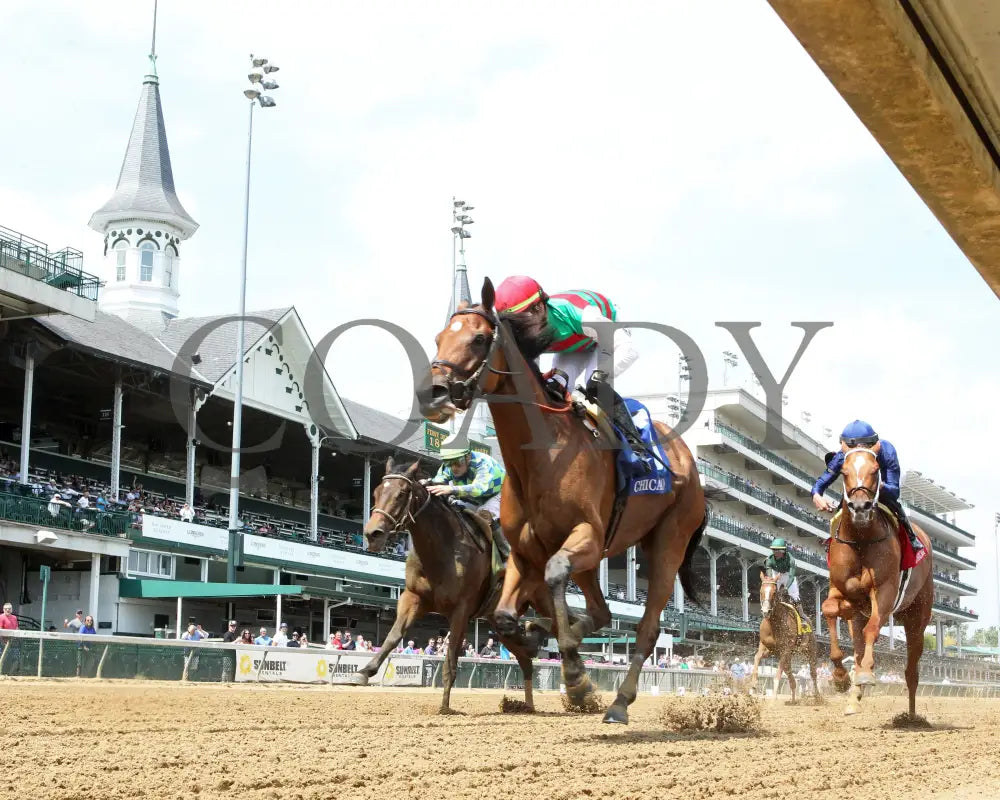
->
[822,446,933,718]
[419,278,708,724]
[358,458,539,713]
[749,572,819,703]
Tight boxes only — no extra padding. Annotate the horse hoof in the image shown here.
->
[602,705,629,725]
[855,671,875,686]
[351,672,370,686]
[494,611,518,638]
[844,706,860,716]
[525,618,553,635]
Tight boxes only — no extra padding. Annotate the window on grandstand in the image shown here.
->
[139,242,155,282]
[126,549,175,579]
[115,241,127,281]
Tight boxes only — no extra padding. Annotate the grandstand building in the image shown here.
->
[0,30,981,665]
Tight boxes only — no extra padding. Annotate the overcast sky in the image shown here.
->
[1,2,996,629]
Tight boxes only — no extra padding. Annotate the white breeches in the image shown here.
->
[477,494,501,521]
[777,574,800,602]
[550,328,639,392]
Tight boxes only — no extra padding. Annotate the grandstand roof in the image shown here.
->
[88,73,198,237]
[36,308,211,384]
[156,307,291,383]
[901,470,974,514]
[342,399,434,461]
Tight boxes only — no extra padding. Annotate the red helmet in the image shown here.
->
[494,276,545,313]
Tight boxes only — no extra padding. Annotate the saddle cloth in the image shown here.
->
[457,508,506,618]
[779,602,813,636]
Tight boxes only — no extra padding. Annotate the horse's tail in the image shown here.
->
[678,501,710,606]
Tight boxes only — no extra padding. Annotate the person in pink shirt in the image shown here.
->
[0,603,18,630]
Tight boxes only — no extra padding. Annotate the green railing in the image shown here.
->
[0,224,100,302]
[906,504,976,541]
[699,462,828,533]
[706,512,829,571]
[0,490,131,537]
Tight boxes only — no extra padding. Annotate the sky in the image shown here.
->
[0,2,996,627]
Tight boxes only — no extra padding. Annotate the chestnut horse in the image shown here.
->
[359,458,540,713]
[419,278,707,724]
[822,446,933,718]
[749,572,819,703]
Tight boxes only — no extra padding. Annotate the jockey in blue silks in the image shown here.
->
[811,420,923,553]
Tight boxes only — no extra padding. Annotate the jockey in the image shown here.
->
[426,446,510,560]
[765,538,806,618]
[492,275,644,447]
[811,420,923,553]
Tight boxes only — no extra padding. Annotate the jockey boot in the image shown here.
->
[585,370,650,467]
[490,518,511,562]
[542,368,569,402]
[903,516,924,553]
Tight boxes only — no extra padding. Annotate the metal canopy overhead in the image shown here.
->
[118,579,304,599]
[901,469,974,514]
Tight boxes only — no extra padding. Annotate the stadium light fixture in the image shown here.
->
[229,54,282,580]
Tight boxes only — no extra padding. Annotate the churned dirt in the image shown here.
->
[2,681,999,800]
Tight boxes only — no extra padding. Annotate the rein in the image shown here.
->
[832,448,890,550]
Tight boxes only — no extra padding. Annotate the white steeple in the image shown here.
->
[88,0,198,332]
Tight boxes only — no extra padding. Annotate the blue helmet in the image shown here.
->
[840,420,878,447]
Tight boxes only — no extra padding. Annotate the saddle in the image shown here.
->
[778,602,813,636]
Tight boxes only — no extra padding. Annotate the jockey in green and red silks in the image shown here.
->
[812,420,923,553]
[493,275,644,448]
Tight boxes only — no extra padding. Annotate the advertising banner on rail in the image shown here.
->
[234,649,423,686]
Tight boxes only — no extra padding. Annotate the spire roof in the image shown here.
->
[89,69,198,238]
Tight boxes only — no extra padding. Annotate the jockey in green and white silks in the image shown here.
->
[764,539,805,617]
[427,447,510,559]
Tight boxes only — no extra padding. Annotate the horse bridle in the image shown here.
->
[369,473,431,534]
[430,307,516,406]
[833,447,889,549]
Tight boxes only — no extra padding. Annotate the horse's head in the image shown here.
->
[759,571,779,614]
[363,458,425,552]
[420,278,507,424]
[841,444,882,526]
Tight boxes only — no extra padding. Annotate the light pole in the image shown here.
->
[310,432,336,541]
[678,354,691,424]
[722,350,738,387]
[227,54,280,583]
[448,199,474,433]
[994,511,1000,649]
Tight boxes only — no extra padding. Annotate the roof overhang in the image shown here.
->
[901,469,974,513]
[766,0,1000,299]
[119,578,304,599]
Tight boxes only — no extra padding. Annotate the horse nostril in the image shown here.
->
[431,384,450,403]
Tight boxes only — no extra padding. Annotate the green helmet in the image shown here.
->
[770,538,787,550]
[439,446,470,463]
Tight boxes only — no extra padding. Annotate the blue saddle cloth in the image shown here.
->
[612,398,672,497]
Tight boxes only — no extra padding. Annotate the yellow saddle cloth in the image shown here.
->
[779,602,813,636]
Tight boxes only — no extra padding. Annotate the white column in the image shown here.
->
[599,559,609,596]
[936,619,944,656]
[176,596,182,639]
[474,618,480,651]
[323,598,330,642]
[310,438,320,541]
[740,558,750,621]
[110,375,123,500]
[626,546,637,602]
[185,399,197,506]
[709,551,718,617]
[89,554,100,625]
[200,558,209,582]
[888,613,895,650]
[274,568,282,631]
[19,348,34,484]
[673,574,684,614]
[362,457,372,522]
[815,584,823,634]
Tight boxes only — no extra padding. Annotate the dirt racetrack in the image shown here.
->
[2,681,999,800]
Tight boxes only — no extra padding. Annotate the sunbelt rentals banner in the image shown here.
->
[234,649,423,686]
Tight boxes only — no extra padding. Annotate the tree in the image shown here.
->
[971,626,998,648]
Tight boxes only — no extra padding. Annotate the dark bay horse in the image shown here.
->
[822,446,933,718]
[419,278,707,724]
[749,572,819,703]
[358,458,539,713]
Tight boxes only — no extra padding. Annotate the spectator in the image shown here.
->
[353,634,368,652]
[480,638,498,658]
[425,638,437,656]
[254,627,272,646]
[239,629,253,645]
[403,640,416,655]
[182,624,207,641]
[271,623,289,646]
[299,634,310,648]
[179,503,195,523]
[80,616,97,635]
[327,632,343,650]
[287,632,301,648]
[64,609,84,633]
[222,620,239,643]
[0,603,17,630]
